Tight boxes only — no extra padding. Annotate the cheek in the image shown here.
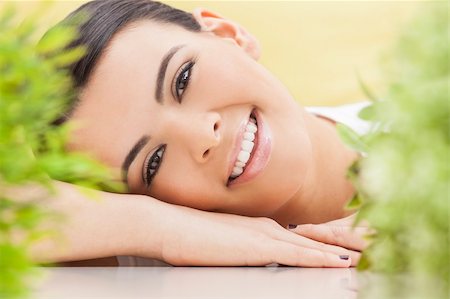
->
[193,47,265,107]
[150,159,222,211]
[261,116,314,210]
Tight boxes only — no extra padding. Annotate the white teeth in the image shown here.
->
[243,132,255,142]
[231,166,243,177]
[241,140,254,152]
[235,161,246,168]
[229,114,259,180]
[237,150,250,163]
[246,122,257,133]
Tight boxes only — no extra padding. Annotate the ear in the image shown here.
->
[192,8,261,60]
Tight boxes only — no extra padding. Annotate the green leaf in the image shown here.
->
[358,104,375,121]
[36,25,78,55]
[345,192,362,210]
[336,123,368,153]
[356,251,371,271]
[355,69,380,102]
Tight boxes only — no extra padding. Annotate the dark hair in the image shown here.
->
[53,0,201,124]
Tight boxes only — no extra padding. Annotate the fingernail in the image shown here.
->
[339,255,350,260]
[288,224,298,229]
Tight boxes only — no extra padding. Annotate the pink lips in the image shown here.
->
[227,109,272,187]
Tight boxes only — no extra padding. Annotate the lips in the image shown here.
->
[227,109,272,187]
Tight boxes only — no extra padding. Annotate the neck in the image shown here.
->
[272,110,358,227]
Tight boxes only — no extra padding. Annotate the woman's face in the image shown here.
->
[69,17,314,216]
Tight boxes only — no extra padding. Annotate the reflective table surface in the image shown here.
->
[32,267,361,299]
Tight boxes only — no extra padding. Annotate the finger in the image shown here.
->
[267,240,352,268]
[325,214,370,227]
[275,228,361,266]
[292,224,369,251]
[277,227,351,256]
[349,251,361,267]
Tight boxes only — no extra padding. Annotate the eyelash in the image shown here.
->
[143,144,166,188]
[172,60,195,102]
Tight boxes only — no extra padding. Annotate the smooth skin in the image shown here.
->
[69,8,358,228]
[20,182,364,267]
[24,8,368,266]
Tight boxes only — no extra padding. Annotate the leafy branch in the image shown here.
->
[0,4,122,298]
[339,3,449,299]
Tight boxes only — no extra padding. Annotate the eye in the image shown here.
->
[173,60,195,102]
[143,144,166,188]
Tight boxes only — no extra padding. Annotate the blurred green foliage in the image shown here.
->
[0,4,122,298]
[338,3,449,299]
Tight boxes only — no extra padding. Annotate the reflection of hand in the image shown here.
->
[156,205,353,267]
[288,214,371,266]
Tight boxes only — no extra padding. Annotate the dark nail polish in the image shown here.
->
[288,224,298,229]
[339,255,350,260]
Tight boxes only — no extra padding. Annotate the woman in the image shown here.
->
[33,0,368,266]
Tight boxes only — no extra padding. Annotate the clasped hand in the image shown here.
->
[158,208,368,267]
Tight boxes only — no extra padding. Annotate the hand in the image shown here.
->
[152,204,355,267]
[288,214,372,266]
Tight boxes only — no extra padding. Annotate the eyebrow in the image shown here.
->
[121,135,150,184]
[155,44,185,103]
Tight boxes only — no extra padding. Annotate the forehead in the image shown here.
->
[107,20,194,58]
[68,21,199,168]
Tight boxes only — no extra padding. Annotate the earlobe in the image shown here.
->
[191,8,261,60]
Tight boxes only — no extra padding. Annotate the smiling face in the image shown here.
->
[68,12,315,217]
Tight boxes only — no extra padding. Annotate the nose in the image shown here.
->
[181,112,222,163]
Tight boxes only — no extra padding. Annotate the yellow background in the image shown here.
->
[2,0,420,106]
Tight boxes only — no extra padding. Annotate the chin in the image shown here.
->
[239,147,312,217]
